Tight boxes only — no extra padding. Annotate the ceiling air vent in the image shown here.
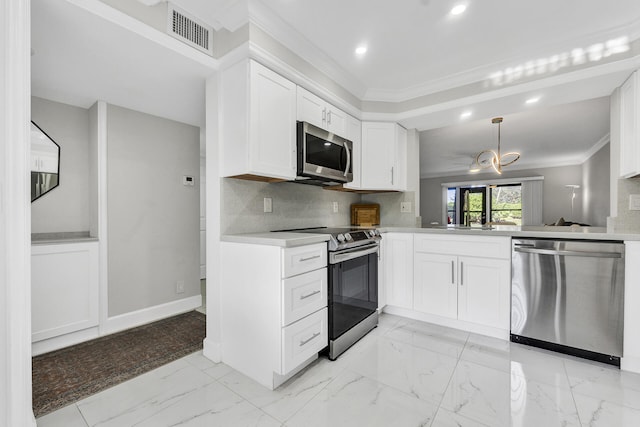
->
[167,4,213,55]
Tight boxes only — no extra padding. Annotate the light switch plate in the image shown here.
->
[630,194,640,211]
[400,202,412,213]
[264,197,273,213]
[332,202,339,213]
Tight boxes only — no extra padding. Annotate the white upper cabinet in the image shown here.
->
[620,71,639,178]
[221,59,297,180]
[343,115,362,189]
[360,122,407,191]
[296,86,347,138]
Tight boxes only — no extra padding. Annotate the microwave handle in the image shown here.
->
[344,143,351,177]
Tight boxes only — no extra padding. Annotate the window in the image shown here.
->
[459,186,486,226]
[446,188,456,224]
[444,183,523,226]
[490,184,522,225]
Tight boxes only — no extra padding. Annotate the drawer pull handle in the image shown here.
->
[300,290,321,300]
[299,255,321,262]
[299,332,321,347]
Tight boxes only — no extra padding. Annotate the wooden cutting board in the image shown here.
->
[351,203,380,226]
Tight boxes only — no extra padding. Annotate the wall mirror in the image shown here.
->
[31,121,60,202]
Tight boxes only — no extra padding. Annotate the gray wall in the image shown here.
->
[31,96,90,233]
[582,143,610,226]
[420,164,588,226]
[107,104,200,316]
[222,179,361,235]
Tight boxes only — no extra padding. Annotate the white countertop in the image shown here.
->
[31,232,99,245]
[380,225,640,241]
[221,232,331,248]
[221,225,640,247]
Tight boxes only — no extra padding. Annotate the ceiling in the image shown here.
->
[31,0,640,176]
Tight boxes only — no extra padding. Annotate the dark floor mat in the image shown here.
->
[32,310,206,417]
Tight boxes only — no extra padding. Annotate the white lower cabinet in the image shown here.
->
[413,253,457,319]
[31,241,99,352]
[381,233,414,309]
[282,307,328,373]
[384,232,511,338]
[221,241,328,389]
[457,256,510,329]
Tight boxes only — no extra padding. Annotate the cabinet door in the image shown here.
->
[343,115,362,189]
[383,233,414,309]
[361,122,396,190]
[249,61,297,179]
[413,253,457,319]
[394,124,407,191]
[326,106,347,138]
[31,242,99,342]
[620,72,639,178]
[457,256,510,329]
[296,87,326,130]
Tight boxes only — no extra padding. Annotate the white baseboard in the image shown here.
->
[203,338,221,363]
[103,295,203,336]
[32,296,203,356]
[32,327,100,356]
[383,305,509,341]
[622,356,640,374]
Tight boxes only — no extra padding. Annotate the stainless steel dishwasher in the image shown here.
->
[511,238,624,366]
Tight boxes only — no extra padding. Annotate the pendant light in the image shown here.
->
[470,117,520,174]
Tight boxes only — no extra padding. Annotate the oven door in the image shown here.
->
[328,244,378,340]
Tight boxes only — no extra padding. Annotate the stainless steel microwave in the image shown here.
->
[296,121,353,185]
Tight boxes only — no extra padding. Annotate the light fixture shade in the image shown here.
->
[469,117,520,174]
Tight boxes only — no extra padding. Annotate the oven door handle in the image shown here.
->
[330,245,379,264]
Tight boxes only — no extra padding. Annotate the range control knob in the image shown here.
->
[345,233,353,241]
[337,234,346,243]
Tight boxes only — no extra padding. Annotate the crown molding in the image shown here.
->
[580,133,610,163]
[422,132,610,180]
[247,0,368,99]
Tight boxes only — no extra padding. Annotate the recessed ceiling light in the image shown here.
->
[460,111,472,119]
[355,45,367,56]
[526,97,540,104]
[450,4,467,16]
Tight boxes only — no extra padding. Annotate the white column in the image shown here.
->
[203,72,222,362]
[0,0,36,425]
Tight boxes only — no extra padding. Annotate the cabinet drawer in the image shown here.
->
[282,243,327,278]
[282,268,327,326]
[281,307,328,374]
[413,234,510,259]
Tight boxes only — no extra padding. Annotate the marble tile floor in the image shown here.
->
[37,313,640,427]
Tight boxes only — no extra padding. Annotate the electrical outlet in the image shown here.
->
[630,195,640,211]
[332,201,339,213]
[264,197,273,213]
[176,280,185,294]
[400,201,412,213]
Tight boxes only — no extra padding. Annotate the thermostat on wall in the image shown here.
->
[182,175,195,186]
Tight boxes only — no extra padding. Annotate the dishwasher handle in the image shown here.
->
[514,246,622,258]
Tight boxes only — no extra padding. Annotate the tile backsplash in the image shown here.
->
[222,179,361,235]
[222,179,420,235]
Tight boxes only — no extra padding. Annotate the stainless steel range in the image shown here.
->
[276,227,381,359]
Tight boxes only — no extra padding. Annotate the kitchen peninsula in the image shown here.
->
[222,224,640,378]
